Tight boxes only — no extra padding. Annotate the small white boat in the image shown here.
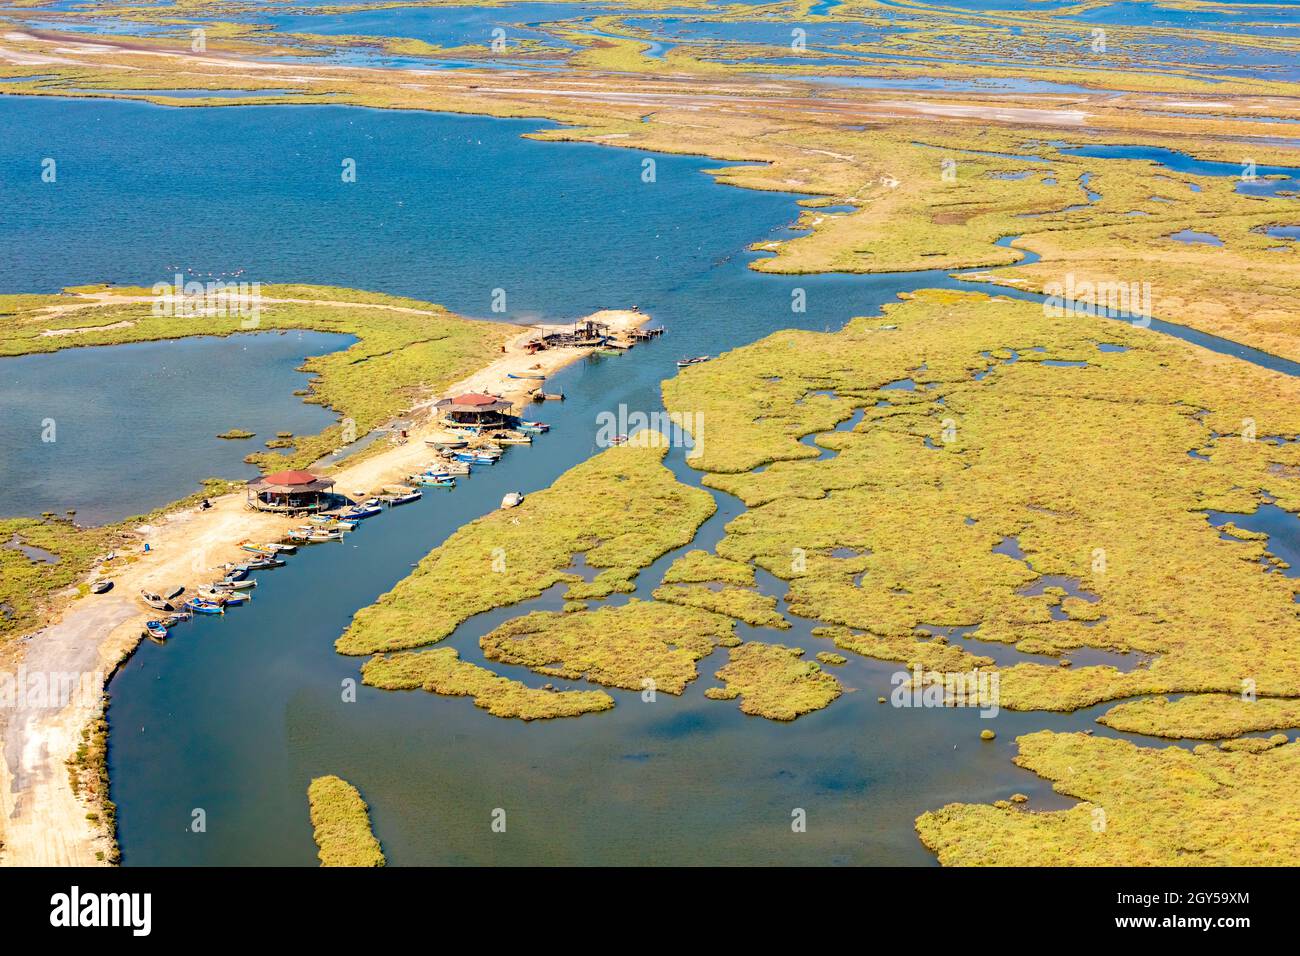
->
[384,488,422,506]
[496,432,532,445]
[501,492,524,509]
[518,420,550,433]
[213,578,257,591]
[676,355,711,368]
[428,459,470,475]
[200,587,249,605]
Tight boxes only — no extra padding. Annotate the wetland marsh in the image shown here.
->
[1,1,1298,871]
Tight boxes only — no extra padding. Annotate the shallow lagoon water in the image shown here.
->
[0,331,352,525]
[3,95,1295,864]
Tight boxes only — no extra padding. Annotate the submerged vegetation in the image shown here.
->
[307,775,385,867]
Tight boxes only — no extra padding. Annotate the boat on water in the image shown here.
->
[145,621,168,641]
[427,439,468,451]
[384,488,422,506]
[161,611,190,627]
[289,526,345,543]
[496,432,532,445]
[90,581,113,594]
[453,451,498,465]
[518,420,550,433]
[224,567,248,582]
[609,434,629,445]
[410,473,456,488]
[186,598,224,615]
[308,515,356,530]
[240,556,286,570]
[139,590,174,612]
[501,492,525,509]
[241,542,280,557]
[676,355,711,368]
[507,371,546,381]
[342,500,383,520]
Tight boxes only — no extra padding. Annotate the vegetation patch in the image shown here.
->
[705,642,841,720]
[337,436,715,655]
[661,549,756,587]
[481,599,737,695]
[306,775,385,867]
[361,647,613,720]
[653,583,790,629]
[1098,694,1300,740]
[663,291,1300,722]
[916,731,1300,866]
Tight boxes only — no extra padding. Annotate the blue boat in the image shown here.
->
[145,620,168,640]
[342,499,383,520]
[453,451,497,465]
[186,598,224,615]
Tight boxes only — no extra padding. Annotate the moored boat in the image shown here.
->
[383,487,422,506]
[453,451,497,465]
[676,355,711,368]
[410,473,456,488]
[518,420,550,433]
[240,542,279,557]
[342,500,383,520]
[426,459,470,475]
[214,577,257,591]
[139,590,174,612]
[145,621,168,641]
[200,587,249,605]
[427,439,468,451]
[186,598,224,615]
[496,432,532,445]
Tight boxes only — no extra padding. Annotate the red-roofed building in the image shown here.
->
[434,392,513,431]
[246,469,336,513]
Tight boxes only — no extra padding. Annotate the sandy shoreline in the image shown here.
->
[0,307,648,866]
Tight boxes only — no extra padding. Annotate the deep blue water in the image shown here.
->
[3,95,1294,865]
